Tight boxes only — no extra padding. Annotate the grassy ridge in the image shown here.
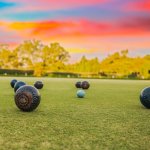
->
[0,77,150,150]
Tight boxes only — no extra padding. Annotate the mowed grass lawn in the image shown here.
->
[0,77,150,150]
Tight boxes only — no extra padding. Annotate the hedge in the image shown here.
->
[0,69,34,76]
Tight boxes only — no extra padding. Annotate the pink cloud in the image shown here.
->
[119,16,150,31]
[124,0,150,12]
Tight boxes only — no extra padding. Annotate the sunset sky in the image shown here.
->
[0,0,150,62]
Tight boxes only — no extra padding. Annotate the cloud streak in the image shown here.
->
[2,0,108,12]
[6,16,150,39]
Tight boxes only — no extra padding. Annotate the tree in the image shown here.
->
[0,46,18,69]
[41,42,70,72]
[69,56,100,74]
[14,40,70,76]
[15,39,43,69]
[121,49,128,58]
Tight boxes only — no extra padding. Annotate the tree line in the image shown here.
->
[0,40,150,79]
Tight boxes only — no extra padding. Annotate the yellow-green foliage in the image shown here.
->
[97,50,149,78]
[0,41,150,78]
[0,40,70,76]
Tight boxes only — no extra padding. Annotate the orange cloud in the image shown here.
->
[8,18,150,39]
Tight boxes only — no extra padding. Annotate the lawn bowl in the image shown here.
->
[82,81,90,90]
[10,79,17,88]
[140,87,150,109]
[14,81,26,92]
[75,81,82,88]
[15,85,41,112]
[34,81,44,89]
[77,90,85,98]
